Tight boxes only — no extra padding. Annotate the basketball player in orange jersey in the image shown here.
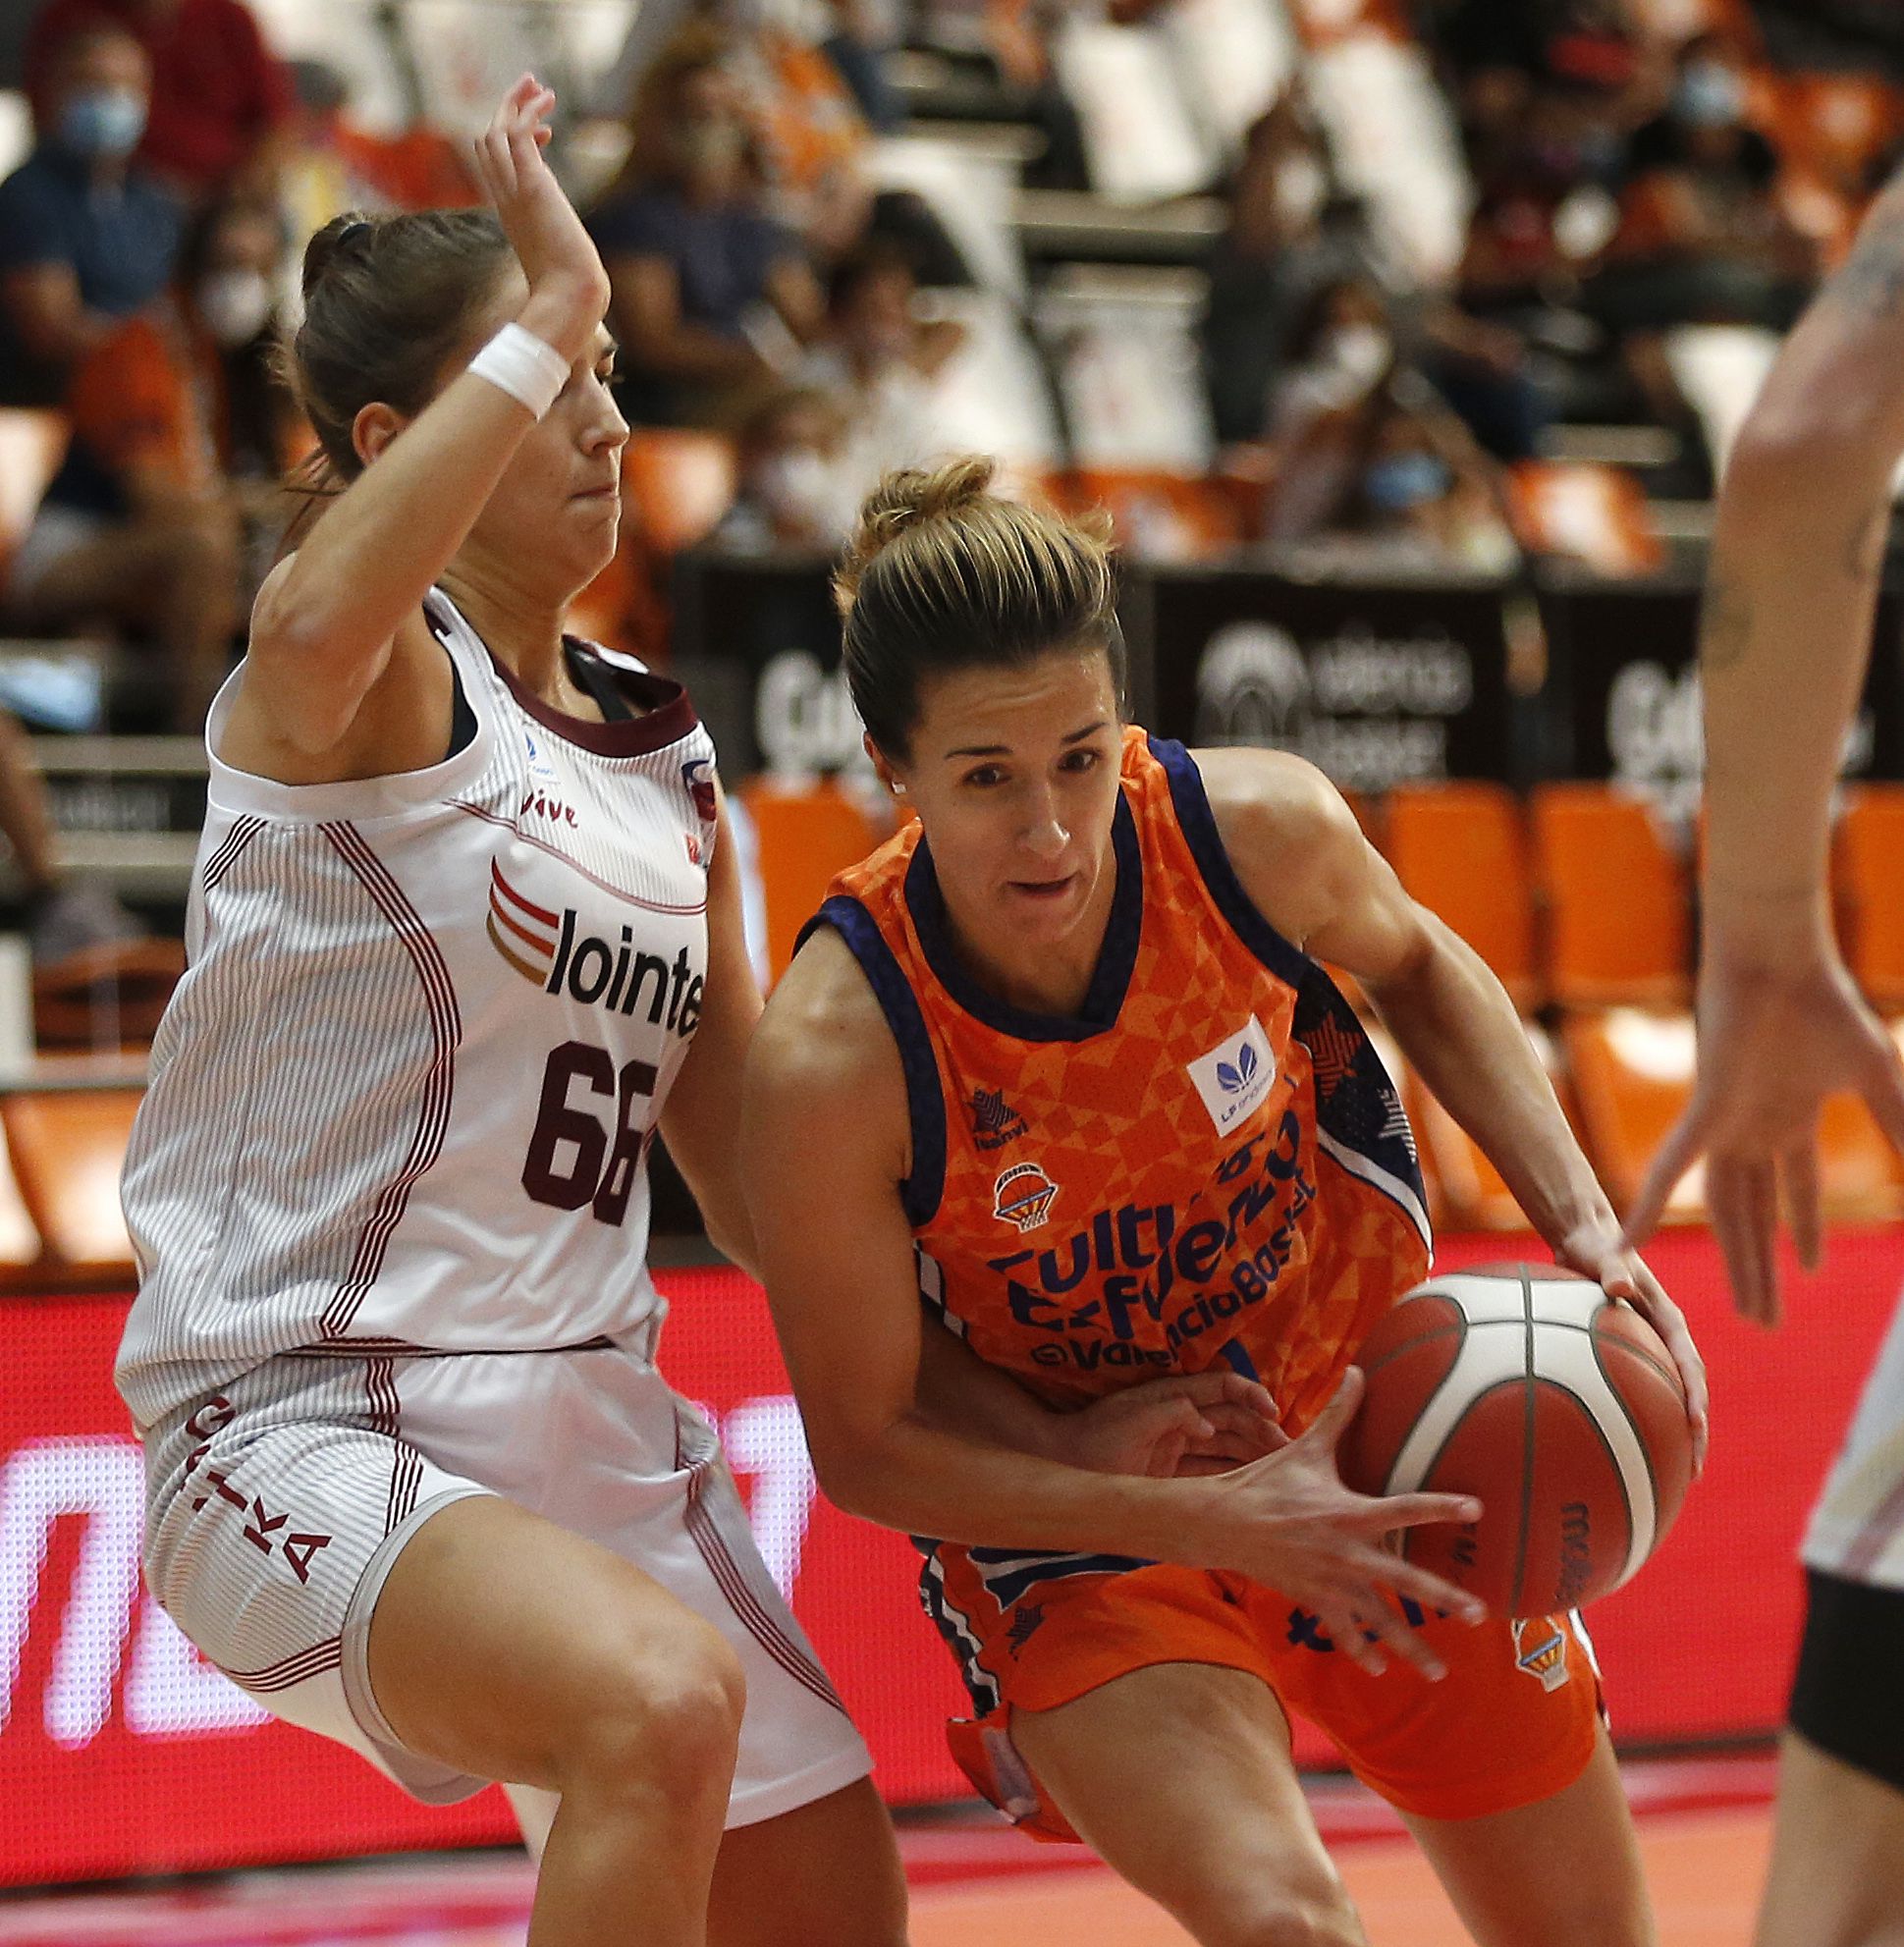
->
[742,459,1710,1947]
[1627,166,1904,1947]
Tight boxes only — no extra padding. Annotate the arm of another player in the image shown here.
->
[242,77,610,756]
[1200,746,1708,1471]
[1624,171,1904,1322]
[741,928,1486,1676]
[655,795,761,1272]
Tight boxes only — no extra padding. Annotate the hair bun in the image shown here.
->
[300,212,376,301]
[836,456,997,609]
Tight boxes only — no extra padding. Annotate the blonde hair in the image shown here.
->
[834,457,1123,759]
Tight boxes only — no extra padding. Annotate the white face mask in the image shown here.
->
[1322,321,1392,392]
[1275,152,1328,228]
[756,448,842,532]
[196,269,273,349]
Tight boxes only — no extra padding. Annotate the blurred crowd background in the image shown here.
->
[0,0,1899,987]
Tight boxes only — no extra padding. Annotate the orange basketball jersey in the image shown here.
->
[814,730,1433,1433]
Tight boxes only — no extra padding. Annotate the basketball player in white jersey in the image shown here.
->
[1626,167,1904,1947]
[116,76,1298,1945]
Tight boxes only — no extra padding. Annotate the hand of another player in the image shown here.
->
[1060,1371,1286,1479]
[1554,1220,1710,1478]
[1196,1369,1486,1682]
[1624,940,1904,1327]
[469,75,610,322]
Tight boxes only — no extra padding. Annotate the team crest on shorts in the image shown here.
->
[993,1162,1059,1232]
[1511,1619,1571,1694]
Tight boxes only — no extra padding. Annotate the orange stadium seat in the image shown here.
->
[1837,785,1904,1013]
[1505,462,1664,577]
[0,408,69,602]
[1402,1021,1566,1233]
[1044,469,1245,564]
[739,778,890,984]
[1530,784,1691,1010]
[0,1088,140,1279]
[1385,782,1541,1013]
[622,429,737,557]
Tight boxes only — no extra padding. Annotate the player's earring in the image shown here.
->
[891,782,905,796]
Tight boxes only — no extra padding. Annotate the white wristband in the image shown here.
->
[466,322,570,419]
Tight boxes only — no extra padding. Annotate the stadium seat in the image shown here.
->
[1837,784,1904,1013]
[1045,467,1243,563]
[621,430,737,557]
[1505,462,1664,577]
[1385,782,1541,1012]
[0,409,70,605]
[737,778,891,984]
[1565,1007,1902,1224]
[1530,783,1691,1010]
[0,1088,139,1277]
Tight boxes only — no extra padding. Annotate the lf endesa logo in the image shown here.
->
[489,863,704,1035]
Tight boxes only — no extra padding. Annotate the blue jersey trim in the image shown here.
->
[799,896,947,1228]
[1147,735,1312,990]
[901,790,1145,1044]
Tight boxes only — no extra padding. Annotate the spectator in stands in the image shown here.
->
[0,23,180,406]
[711,384,855,555]
[3,193,286,729]
[1589,32,1818,331]
[25,0,296,204]
[589,26,825,428]
[803,242,964,499]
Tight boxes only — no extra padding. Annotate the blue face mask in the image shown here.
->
[1365,450,1452,514]
[58,87,147,160]
[1675,60,1745,130]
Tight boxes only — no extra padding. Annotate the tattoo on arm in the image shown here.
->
[1699,574,1754,675]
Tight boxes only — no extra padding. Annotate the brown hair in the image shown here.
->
[834,457,1123,760]
[286,208,517,482]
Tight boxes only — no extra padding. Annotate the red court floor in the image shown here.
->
[0,1758,1779,1946]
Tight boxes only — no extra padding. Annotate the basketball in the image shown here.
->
[1339,1264,1693,1619]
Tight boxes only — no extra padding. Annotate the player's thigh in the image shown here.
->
[1398,1722,1653,1947]
[1012,1660,1366,1947]
[1757,1732,1904,1947]
[704,1777,908,1947]
[367,1491,746,1803]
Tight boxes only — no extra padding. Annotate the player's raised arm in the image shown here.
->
[1624,169,1904,1321]
[1198,744,1709,1472]
[741,929,1487,1681]
[242,76,610,756]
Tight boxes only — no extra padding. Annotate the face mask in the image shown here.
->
[1274,152,1327,228]
[1322,322,1391,393]
[678,118,745,175]
[1675,60,1745,130]
[1365,450,1451,514]
[58,86,147,160]
[756,448,839,528]
[195,269,273,349]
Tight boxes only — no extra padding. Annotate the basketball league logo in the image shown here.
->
[1186,1016,1277,1135]
[992,1162,1060,1232]
[1511,1618,1571,1694]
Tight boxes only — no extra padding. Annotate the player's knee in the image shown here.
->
[1213,1883,1363,1947]
[562,1622,745,1802]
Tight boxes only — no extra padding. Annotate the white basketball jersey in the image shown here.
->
[117,591,720,1435]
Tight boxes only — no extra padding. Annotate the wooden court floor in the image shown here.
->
[0,1800,1774,1945]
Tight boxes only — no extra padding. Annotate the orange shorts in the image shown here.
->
[925,1544,1603,1839]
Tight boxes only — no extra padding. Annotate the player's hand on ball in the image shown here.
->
[1556,1221,1710,1478]
[469,75,609,318]
[1061,1370,1285,1478]
[1200,1369,1486,1682]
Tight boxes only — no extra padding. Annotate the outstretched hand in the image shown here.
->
[1197,1369,1486,1682]
[468,75,609,325]
[1624,942,1904,1326]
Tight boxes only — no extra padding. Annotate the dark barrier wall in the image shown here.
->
[676,553,1904,791]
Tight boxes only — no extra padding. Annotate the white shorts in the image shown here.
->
[1803,1289,1904,1592]
[140,1339,872,1827]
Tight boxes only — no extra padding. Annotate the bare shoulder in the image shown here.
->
[748,925,910,1166]
[1187,745,1364,928]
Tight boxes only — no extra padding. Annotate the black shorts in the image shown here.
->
[1788,1568,1904,1796]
